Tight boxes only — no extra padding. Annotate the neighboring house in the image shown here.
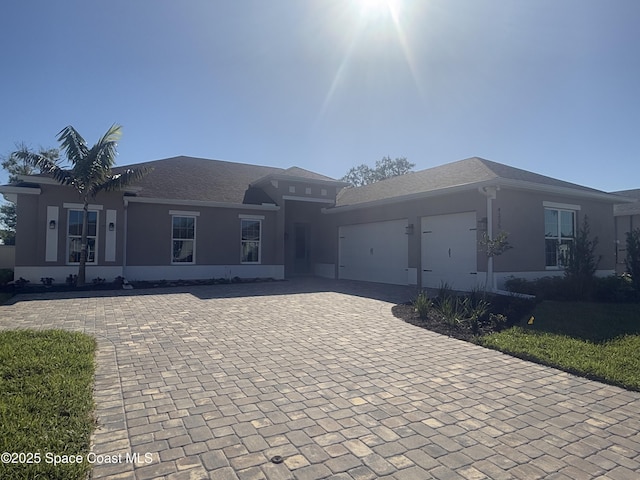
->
[612,189,640,274]
[0,156,633,291]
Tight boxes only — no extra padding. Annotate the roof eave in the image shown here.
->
[496,178,636,203]
[15,174,143,193]
[325,178,631,214]
[124,196,280,211]
[0,185,42,195]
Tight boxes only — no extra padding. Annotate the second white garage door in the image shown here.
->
[421,212,479,291]
[338,219,409,285]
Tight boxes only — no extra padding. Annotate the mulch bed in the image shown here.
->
[392,294,536,343]
[391,303,481,342]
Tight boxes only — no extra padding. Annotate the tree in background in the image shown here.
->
[0,146,59,245]
[14,125,150,285]
[342,156,415,187]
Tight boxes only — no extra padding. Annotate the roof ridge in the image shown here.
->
[122,155,287,172]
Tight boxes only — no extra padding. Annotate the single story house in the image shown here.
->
[1,156,634,291]
[612,189,640,274]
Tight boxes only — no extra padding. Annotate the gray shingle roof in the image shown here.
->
[116,156,339,204]
[335,157,610,208]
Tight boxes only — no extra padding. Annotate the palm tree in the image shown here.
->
[14,124,150,286]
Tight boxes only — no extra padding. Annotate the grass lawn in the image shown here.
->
[479,301,640,391]
[0,330,96,479]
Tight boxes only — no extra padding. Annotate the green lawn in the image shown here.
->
[0,330,96,480]
[480,301,640,391]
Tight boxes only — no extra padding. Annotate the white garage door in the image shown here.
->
[421,212,478,291]
[339,219,409,285]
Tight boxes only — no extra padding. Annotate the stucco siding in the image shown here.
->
[126,202,279,267]
[15,185,125,268]
[493,188,615,274]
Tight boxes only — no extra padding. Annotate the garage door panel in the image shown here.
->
[421,212,478,291]
[339,219,408,285]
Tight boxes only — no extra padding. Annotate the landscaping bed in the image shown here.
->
[392,288,535,342]
[393,289,640,391]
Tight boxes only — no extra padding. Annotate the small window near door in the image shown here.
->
[241,219,261,263]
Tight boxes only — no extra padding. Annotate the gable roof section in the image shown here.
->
[333,157,628,210]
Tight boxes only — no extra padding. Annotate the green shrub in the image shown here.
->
[412,291,432,319]
[593,275,635,302]
[627,228,640,293]
[506,274,637,303]
[564,215,600,299]
[0,268,13,286]
[504,275,576,300]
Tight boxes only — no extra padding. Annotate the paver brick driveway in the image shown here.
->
[1,278,639,479]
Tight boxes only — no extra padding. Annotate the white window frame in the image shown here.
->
[240,218,262,264]
[171,215,197,264]
[67,209,99,265]
[544,206,577,269]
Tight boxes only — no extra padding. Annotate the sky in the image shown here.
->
[1,0,639,192]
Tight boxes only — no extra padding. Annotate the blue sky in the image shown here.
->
[1,0,639,192]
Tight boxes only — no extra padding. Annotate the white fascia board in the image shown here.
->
[15,175,141,193]
[0,185,41,195]
[496,178,635,203]
[124,196,280,211]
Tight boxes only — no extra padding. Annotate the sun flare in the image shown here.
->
[356,0,401,19]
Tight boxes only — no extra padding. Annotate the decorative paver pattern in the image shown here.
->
[1,279,639,479]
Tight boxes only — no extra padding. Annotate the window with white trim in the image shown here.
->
[544,207,575,267]
[172,216,196,263]
[68,210,98,264]
[241,219,261,263]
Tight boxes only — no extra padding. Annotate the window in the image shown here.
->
[241,219,261,263]
[544,208,575,267]
[68,210,98,264]
[172,216,195,263]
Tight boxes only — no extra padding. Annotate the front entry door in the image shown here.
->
[294,223,311,274]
